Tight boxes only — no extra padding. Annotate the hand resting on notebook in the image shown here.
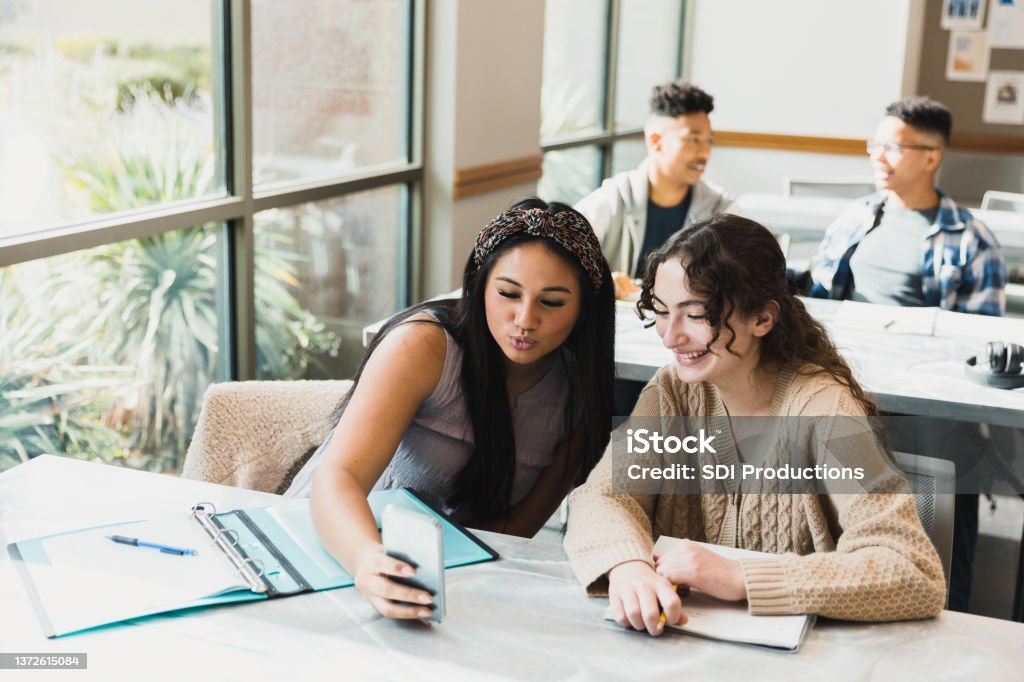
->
[653,538,747,602]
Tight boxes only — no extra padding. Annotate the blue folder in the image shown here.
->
[8,488,498,638]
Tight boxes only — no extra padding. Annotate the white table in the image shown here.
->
[3,456,1024,681]
[615,298,1024,428]
[365,292,1024,424]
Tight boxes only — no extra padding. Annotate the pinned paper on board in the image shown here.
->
[983,70,1024,124]
[989,0,1024,49]
[941,0,988,30]
[946,30,991,80]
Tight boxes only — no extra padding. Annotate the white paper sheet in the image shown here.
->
[832,301,938,336]
[15,515,250,635]
[941,0,988,30]
[989,0,1024,48]
[946,30,990,81]
[984,71,1024,125]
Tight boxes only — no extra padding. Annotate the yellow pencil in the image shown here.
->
[659,584,679,625]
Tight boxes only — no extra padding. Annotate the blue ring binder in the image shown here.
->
[10,488,499,638]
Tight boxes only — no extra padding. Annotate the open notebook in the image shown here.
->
[605,537,813,653]
[9,488,497,638]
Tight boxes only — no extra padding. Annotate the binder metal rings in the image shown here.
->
[190,502,269,594]
[240,556,266,579]
[191,502,216,516]
[214,528,240,547]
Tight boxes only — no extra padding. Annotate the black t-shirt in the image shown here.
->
[635,191,692,278]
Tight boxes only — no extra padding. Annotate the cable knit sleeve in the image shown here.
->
[563,444,656,595]
[563,370,683,595]
[739,381,947,621]
[740,487,947,620]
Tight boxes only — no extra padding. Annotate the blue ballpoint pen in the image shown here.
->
[106,535,198,556]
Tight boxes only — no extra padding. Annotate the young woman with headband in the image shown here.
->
[283,198,615,620]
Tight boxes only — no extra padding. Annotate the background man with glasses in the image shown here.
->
[808,96,1007,315]
[575,80,730,300]
[809,96,1009,614]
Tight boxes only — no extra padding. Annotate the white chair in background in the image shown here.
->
[182,380,352,493]
[894,451,956,599]
[980,190,1024,212]
[782,176,876,199]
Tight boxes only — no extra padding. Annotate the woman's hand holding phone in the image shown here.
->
[380,505,446,622]
[352,545,436,620]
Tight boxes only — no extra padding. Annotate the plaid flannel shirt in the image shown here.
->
[809,189,1008,316]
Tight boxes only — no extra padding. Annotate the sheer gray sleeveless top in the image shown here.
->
[284,322,582,521]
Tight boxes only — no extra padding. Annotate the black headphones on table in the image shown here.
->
[965,341,1024,390]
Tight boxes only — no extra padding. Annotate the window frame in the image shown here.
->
[540,0,688,186]
[0,0,425,381]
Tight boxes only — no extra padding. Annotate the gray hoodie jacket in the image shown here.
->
[575,159,731,275]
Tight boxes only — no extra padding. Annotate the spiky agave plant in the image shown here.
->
[54,85,336,471]
[0,270,130,472]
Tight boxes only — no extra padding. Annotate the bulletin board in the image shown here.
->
[917,0,1024,152]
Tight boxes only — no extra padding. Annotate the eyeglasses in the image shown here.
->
[680,135,714,148]
[865,141,937,157]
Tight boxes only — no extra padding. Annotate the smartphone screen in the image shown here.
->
[381,504,446,622]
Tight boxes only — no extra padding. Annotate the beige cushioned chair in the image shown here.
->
[182,380,353,493]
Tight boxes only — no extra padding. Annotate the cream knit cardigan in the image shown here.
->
[564,364,947,622]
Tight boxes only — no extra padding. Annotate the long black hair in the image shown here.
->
[283,199,615,523]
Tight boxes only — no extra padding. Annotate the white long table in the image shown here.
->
[3,456,1024,680]
[366,294,1024,427]
[615,298,1024,428]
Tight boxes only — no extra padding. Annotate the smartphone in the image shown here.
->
[381,504,445,623]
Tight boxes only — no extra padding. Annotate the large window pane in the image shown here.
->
[253,186,407,380]
[252,1,413,188]
[614,0,683,130]
[538,147,602,206]
[611,137,646,176]
[0,226,222,474]
[0,3,422,477]
[0,1,222,239]
[541,0,608,142]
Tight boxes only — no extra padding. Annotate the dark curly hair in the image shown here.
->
[885,97,952,144]
[636,214,878,416]
[649,80,714,118]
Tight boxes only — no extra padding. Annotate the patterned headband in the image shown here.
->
[472,208,605,290]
